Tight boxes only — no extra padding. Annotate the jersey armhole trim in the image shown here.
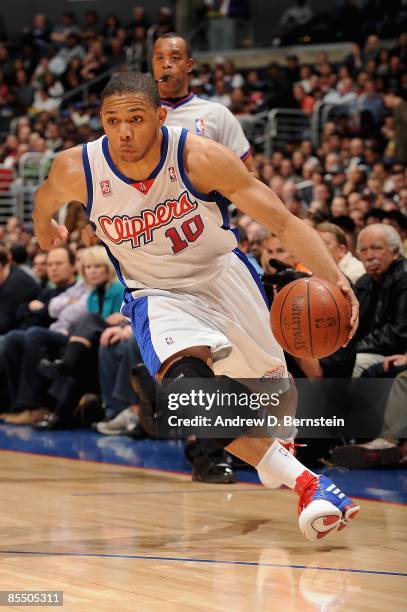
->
[82,143,93,216]
[177,128,214,203]
[241,148,252,161]
[177,128,231,229]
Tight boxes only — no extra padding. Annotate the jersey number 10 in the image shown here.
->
[165,214,204,253]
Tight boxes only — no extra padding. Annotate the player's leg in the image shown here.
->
[123,291,238,482]
[202,256,360,540]
[160,350,360,541]
[158,347,237,483]
[226,435,360,541]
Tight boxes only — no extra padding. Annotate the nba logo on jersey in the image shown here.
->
[195,118,205,135]
[100,180,112,197]
[168,166,177,182]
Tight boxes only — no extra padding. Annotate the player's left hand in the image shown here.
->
[336,279,359,344]
[35,219,68,250]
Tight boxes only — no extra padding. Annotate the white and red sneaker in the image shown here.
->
[295,471,360,541]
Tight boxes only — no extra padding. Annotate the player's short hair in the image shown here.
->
[100,72,160,109]
[316,222,348,247]
[154,32,192,58]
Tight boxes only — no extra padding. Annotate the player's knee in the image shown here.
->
[163,356,215,381]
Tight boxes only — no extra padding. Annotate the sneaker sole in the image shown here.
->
[299,499,360,541]
[332,445,402,469]
[338,504,360,531]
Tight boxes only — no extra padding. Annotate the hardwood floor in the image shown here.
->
[0,451,405,611]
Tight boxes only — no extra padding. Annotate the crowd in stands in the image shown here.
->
[0,8,406,467]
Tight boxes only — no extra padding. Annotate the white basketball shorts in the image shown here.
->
[121,249,287,380]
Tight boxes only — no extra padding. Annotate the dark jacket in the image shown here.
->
[0,266,40,334]
[17,283,76,330]
[355,257,407,355]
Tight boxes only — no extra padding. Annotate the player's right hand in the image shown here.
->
[336,279,359,344]
[35,219,68,250]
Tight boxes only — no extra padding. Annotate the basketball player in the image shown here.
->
[33,72,360,541]
[152,32,256,482]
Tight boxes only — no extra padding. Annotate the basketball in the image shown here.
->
[270,277,352,359]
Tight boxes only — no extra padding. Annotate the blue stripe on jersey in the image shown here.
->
[215,194,230,229]
[123,296,162,378]
[81,144,93,216]
[240,148,252,161]
[101,126,169,184]
[177,128,232,230]
[233,247,269,308]
[177,128,214,202]
[102,243,127,289]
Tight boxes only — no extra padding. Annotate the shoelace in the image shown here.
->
[295,470,319,515]
[281,442,307,456]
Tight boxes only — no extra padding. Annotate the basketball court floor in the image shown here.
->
[0,425,406,611]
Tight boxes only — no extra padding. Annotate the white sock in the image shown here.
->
[256,440,316,490]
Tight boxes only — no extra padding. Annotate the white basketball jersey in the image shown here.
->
[161,94,251,161]
[83,125,237,291]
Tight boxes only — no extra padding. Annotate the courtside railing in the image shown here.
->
[237,111,269,151]
[265,108,311,157]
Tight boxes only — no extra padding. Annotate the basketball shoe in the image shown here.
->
[296,472,360,541]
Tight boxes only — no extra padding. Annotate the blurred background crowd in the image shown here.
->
[0,2,406,474]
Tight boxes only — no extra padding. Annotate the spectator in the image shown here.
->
[9,244,36,279]
[50,12,79,46]
[261,234,309,275]
[344,43,364,77]
[317,222,366,283]
[22,13,51,52]
[384,91,407,163]
[324,77,357,109]
[2,271,89,425]
[32,88,60,113]
[32,252,49,288]
[0,244,40,334]
[147,7,174,42]
[293,83,314,114]
[34,246,124,430]
[127,6,150,34]
[353,224,407,376]
[210,78,232,108]
[12,69,34,113]
[81,10,100,40]
[16,246,77,331]
[358,79,385,127]
[95,325,141,429]
[236,225,263,274]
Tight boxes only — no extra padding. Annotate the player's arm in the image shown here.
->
[186,137,359,337]
[242,154,259,177]
[33,147,87,250]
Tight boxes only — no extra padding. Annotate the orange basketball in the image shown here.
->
[270,277,352,359]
